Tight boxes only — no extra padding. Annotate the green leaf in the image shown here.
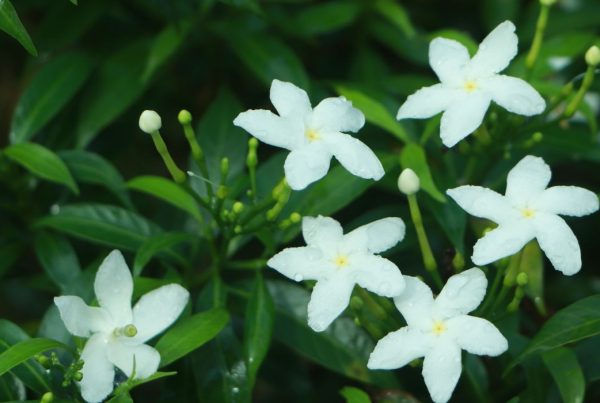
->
[4,142,78,193]
[399,143,446,202]
[36,203,163,250]
[374,0,415,37]
[340,386,372,403]
[10,53,94,143]
[293,1,360,37]
[133,232,193,276]
[0,338,67,378]
[542,347,585,403]
[243,275,274,387]
[423,195,466,255]
[0,0,36,55]
[507,294,600,371]
[156,308,230,367]
[143,21,192,81]
[128,175,202,221]
[335,85,410,143]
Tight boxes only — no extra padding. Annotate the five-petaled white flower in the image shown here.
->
[54,250,189,403]
[268,215,406,331]
[233,79,384,190]
[447,155,599,275]
[397,20,546,147]
[368,268,507,403]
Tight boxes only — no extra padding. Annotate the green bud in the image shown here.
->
[216,185,228,199]
[539,0,556,5]
[532,132,543,142]
[220,157,229,178]
[290,212,301,223]
[234,225,242,234]
[248,138,259,149]
[232,201,244,214]
[73,371,84,382]
[41,392,54,403]
[516,272,529,286]
[585,45,600,67]
[36,354,52,368]
[350,296,364,311]
[452,251,465,271]
[178,109,192,125]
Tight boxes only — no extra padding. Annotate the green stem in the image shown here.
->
[490,251,523,313]
[526,4,550,71]
[149,131,186,183]
[564,66,596,118]
[182,122,213,199]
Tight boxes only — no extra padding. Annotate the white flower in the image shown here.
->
[54,250,189,403]
[233,79,384,190]
[368,268,507,403]
[139,110,162,133]
[397,20,546,147]
[447,155,599,275]
[268,215,406,331]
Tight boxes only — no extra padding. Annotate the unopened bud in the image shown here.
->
[234,225,242,234]
[397,168,420,195]
[248,138,259,149]
[532,132,543,142]
[516,272,529,286]
[221,157,229,178]
[232,201,244,214]
[585,45,600,67]
[216,185,228,199]
[36,354,51,368]
[290,212,301,223]
[350,296,364,310]
[539,0,557,6]
[139,110,162,133]
[73,371,83,382]
[41,392,54,403]
[178,109,192,125]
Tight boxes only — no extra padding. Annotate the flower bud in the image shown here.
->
[516,272,529,286]
[232,201,244,214]
[290,212,301,223]
[397,168,420,195]
[585,45,600,67]
[41,392,54,403]
[539,0,556,6]
[139,110,162,133]
[73,371,84,382]
[178,109,192,125]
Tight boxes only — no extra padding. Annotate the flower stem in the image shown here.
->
[181,121,213,199]
[526,3,551,71]
[149,131,186,183]
[564,65,597,118]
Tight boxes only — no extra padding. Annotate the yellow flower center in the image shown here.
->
[333,254,349,268]
[305,128,320,142]
[432,320,447,335]
[521,208,536,219]
[464,80,478,92]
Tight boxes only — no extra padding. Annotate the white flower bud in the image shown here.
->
[585,45,600,67]
[397,168,420,195]
[139,110,162,133]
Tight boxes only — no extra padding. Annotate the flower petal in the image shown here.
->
[132,284,189,343]
[483,75,545,116]
[434,268,488,318]
[534,214,581,275]
[233,110,304,150]
[79,334,114,403]
[343,217,406,254]
[54,296,111,338]
[472,221,535,265]
[440,91,491,147]
[468,20,518,76]
[302,215,343,251]
[447,185,517,224]
[393,276,434,328]
[307,276,354,332]
[447,315,508,356]
[267,246,325,282]
[534,186,599,217]
[311,97,365,133]
[429,38,470,85]
[397,84,460,120]
[368,327,432,370]
[94,250,133,327]
[505,155,551,205]
[107,341,160,379]
[422,339,463,403]
[283,142,331,190]
[270,79,312,118]
[323,132,384,180]
[351,255,405,297]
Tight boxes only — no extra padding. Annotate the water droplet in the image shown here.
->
[294,273,303,282]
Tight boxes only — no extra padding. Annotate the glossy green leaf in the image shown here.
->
[143,21,192,80]
[340,386,372,403]
[10,53,93,143]
[399,143,446,202]
[335,85,410,143]
[423,195,466,255]
[0,338,67,378]
[133,232,193,276]
[36,203,162,250]
[128,176,202,221]
[4,142,78,193]
[0,0,36,55]
[156,308,230,367]
[374,0,415,37]
[542,347,585,403]
[293,1,360,37]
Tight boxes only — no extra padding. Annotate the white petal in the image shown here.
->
[307,275,354,332]
[270,79,312,118]
[94,250,133,327]
[440,91,491,147]
[429,38,470,85]
[468,20,518,76]
[79,334,114,403]
[107,341,160,379]
[343,217,406,254]
[505,155,551,205]
[434,268,488,318]
[54,296,111,338]
[283,142,331,190]
[351,255,405,297]
[302,215,343,251]
[483,75,545,115]
[447,186,517,224]
[534,214,582,275]
[311,97,365,133]
[422,339,462,403]
[472,221,535,265]
[397,84,459,120]
[267,246,325,282]
[323,132,384,180]
[233,110,304,150]
[132,284,189,343]
[447,315,508,356]
[393,276,434,328]
[368,327,432,369]
[534,186,599,217]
